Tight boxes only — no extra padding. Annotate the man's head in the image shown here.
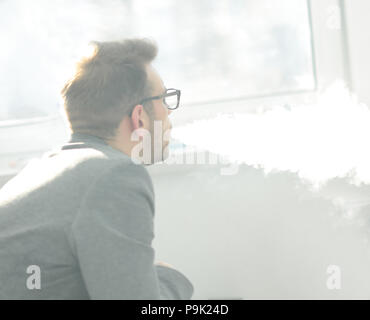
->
[61,38,175,164]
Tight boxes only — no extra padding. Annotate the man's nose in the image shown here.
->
[168,109,172,116]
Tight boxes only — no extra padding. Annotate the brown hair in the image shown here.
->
[61,38,158,139]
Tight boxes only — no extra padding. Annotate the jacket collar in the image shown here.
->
[68,132,108,145]
[64,132,128,159]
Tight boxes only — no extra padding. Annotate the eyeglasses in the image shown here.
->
[137,88,181,110]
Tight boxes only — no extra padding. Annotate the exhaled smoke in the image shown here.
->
[172,81,370,187]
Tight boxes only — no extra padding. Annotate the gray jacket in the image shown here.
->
[0,133,194,299]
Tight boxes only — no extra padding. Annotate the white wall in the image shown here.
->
[148,158,370,299]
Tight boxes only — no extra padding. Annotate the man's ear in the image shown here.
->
[130,104,145,130]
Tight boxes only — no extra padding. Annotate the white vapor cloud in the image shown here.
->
[173,81,370,187]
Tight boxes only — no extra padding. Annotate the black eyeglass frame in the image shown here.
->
[135,88,181,111]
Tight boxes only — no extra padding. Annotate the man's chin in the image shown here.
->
[162,145,170,161]
[151,145,170,164]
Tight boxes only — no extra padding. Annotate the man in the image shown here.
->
[0,39,194,299]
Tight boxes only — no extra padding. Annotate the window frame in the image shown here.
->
[170,0,350,126]
[0,0,350,128]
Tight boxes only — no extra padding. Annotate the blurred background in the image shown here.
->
[1,0,370,299]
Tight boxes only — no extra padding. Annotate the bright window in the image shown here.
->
[0,0,315,120]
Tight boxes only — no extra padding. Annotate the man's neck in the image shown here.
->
[106,137,134,159]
